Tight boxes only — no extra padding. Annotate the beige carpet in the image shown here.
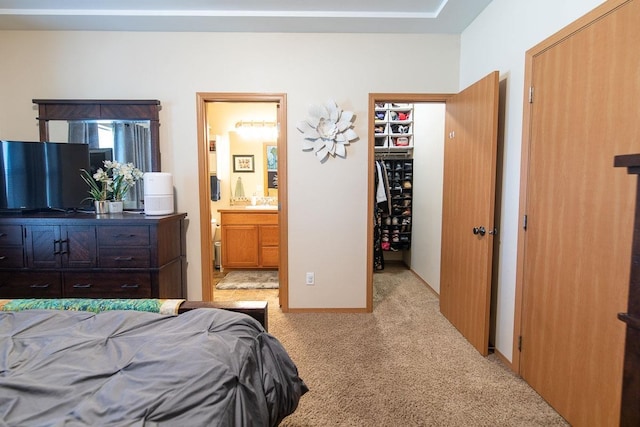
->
[258,264,569,426]
[215,270,279,289]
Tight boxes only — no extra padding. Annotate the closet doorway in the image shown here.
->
[368,72,501,356]
[196,93,288,309]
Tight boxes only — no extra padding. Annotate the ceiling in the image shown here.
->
[0,0,493,33]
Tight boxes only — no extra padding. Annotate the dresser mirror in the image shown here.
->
[33,99,161,210]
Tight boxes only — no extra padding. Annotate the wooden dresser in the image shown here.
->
[0,212,186,299]
[219,209,278,269]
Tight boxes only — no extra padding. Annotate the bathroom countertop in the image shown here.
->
[217,206,278,212]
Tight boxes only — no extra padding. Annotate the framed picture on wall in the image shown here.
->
[265,144,278,171]
[209,139,216,152]
[267,171,278,190]
[233,154,254,172]
[263,143,278,192]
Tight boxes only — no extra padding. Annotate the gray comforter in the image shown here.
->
[0,308,307,426]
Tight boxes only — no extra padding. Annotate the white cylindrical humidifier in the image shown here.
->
[143,172,174,215]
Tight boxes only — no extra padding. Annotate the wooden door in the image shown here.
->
[440,71,499,356]
[519,1,639,424]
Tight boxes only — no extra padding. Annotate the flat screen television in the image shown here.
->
[0,140,92,212]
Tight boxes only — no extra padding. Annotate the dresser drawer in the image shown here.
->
[0,247,24,268]
[98,248,151,268]
[0,225,23,246]
[97,226,150,246]
[64,272,151,298]
[0,271,62,298]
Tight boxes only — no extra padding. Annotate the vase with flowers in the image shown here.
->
[80,166,112,213]
[80,160,143,214]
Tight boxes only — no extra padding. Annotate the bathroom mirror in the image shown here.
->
[33,99,161,209]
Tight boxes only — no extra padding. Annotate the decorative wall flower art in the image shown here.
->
[297,100,358,162]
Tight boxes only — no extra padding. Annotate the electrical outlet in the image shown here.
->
[305,272,315,285]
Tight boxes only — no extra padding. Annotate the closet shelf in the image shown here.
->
[378,158,413,252]
[373,103,414,152]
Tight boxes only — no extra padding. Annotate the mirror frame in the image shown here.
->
[32,99,161,171]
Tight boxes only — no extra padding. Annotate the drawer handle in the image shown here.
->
[114,234,137,238]
[0,233,6,237]
[73,283,92,288]
[114,256,134,261]
[121,284,139,289]
[60,239,68,255]
[30,283,51,288]
[0,256,6,260]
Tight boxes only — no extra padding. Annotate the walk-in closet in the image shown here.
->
[373,101,446,294]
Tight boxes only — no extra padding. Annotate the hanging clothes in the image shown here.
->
[376,160,392,215]
[376,161,387,204]
[373,160,391,271]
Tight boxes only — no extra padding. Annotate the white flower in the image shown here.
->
[297,100,358,162]
[109,161,143,201]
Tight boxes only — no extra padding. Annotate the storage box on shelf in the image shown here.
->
[374,104,389,148]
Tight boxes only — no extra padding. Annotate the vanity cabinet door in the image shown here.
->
[222,225,260,268]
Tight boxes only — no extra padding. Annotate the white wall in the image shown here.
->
[410,103,445,292]
[459,0,606,361]
[0,31,460,308]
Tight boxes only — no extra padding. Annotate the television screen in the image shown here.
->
[0,141,91,211]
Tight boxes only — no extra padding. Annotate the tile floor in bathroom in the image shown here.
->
[211,268,279,302]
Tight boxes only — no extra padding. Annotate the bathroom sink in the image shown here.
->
[245,205,277,210]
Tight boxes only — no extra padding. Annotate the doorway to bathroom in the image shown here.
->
[196,93,288,310]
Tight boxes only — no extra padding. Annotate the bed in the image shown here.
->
[0,298,308,426]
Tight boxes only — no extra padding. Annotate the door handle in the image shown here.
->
[60,239,68,255]
[473,226,486,236]
[473,226,497,236]
[53,239,61,254]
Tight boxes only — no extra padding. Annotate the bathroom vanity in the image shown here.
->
[218,208,278,269]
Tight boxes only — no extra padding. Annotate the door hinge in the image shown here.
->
[529,86,534,103]
[522,214,528,230]
[518,335,523,351]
